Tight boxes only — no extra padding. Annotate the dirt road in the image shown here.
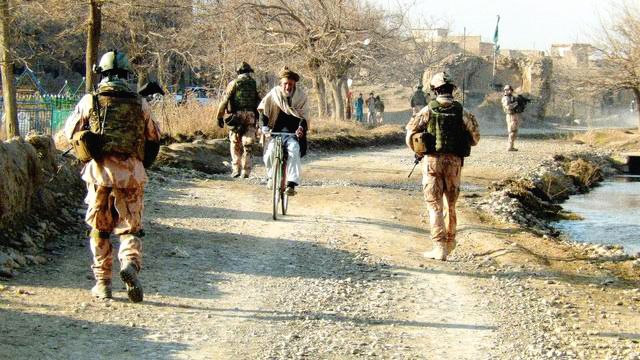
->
[1,135,639,359]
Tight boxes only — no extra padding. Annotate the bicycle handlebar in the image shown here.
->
[267,132,297,137]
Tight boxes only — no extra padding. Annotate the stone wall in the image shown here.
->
[423,53,554,122]
[0,135,84,277]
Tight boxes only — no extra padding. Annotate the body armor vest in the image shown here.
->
[231,76,258,112]
[89,83,145,160]
[426,100,471,157]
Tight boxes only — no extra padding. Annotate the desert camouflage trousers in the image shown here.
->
[229,111,257,176]
[506,113,520,149]
[85,183,144,281]
[422,154,462,245]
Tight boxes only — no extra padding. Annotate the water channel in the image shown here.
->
[555,176,640,255]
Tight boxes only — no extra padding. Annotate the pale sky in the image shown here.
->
[371,0,610,52]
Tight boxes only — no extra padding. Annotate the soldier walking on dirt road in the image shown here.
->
[502,84,520,151]
[405,72,480,261]
[64,50,161,302]
[217,62,261,178]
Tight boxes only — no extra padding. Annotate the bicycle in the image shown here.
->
[268,132,293,220]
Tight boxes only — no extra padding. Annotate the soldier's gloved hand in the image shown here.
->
[261,126,271,135]
[217,117,224,128]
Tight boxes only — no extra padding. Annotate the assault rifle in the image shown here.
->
[407,154,423,178]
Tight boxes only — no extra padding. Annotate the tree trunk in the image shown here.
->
[339,78,350,119]
[323,77,334,119]
[328,79,345,121]
[137,69,148,91]
[157,54,166,90]
[634,88,640,132]
[85,0,102,93]
[312,74,327,118]
[0,0,17,138]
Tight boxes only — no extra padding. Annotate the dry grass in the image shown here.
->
[573,129,640,152]
[309,117,402,138]
[151,98,226,139]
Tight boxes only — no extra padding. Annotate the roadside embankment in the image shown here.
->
[467,135,640,281]
[154,124,404,174]
[0,135,84,278]
[478,152,620,236]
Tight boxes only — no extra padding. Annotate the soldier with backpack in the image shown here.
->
[64,50,162,303]
[405,72,480,261]
[217,62,261,178]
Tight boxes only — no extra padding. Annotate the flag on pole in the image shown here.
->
[493,15,500,44]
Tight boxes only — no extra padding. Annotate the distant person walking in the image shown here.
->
[410,84,428,114]
[501,84,519,151]
[354,93,364,122]
[366,92,376,125]
[374,95,385,124]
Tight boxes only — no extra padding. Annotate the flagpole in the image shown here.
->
[462,27,466,108]
[492,15,500,89]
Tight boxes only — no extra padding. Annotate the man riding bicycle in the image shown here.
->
[258,67,308,196]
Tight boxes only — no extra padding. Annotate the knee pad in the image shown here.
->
[89,229,111,240]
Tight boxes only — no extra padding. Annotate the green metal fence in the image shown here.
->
[0,95,80,136]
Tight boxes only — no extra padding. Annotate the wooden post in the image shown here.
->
[85,0,102,94]
[0,0,17,138]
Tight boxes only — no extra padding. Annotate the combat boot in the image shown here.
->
[423,242,448,261]
[91,280,112,299]
[446,240,457,255]
[120,263,143,303]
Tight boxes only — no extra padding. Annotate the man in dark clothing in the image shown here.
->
[411,84,429,114]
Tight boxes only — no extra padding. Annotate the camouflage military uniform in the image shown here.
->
[64,79,161,284]
[217,73,260,177]
[406,94,480,260]
[502,94,519,150]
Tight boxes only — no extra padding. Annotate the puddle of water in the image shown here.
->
[555,176,640,255]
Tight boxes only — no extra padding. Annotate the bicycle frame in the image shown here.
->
[269,132,293,220]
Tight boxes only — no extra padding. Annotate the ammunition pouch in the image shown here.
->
[224,113,243,133]
[71,130,103,162]
[143,141,161,168]
[410,131,435,156]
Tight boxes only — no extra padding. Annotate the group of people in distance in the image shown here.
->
[353,92,385,125]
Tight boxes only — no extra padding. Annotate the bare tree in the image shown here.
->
[586,2,640,130]
[85,0,101,92]
[240,0,401,121]
[0,0,17,138]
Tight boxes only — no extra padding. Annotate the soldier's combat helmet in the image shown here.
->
[503,84,513,91]
[417,84,423,89]
[429,72,455,90]
[236,61,254,74]
[94,50,133,75]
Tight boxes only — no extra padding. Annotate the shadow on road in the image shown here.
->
[0,308,187,359]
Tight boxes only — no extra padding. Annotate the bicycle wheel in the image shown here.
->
[271,155,280,221]
[281,162,288,215]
